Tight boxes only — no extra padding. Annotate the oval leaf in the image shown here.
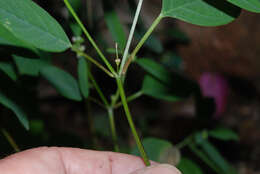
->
[209,128,239,141]
[178,158,204,174]
[77,57,89,98]
[142,75,181,102]
[104,10,126,50]
[40,66,82,101]
[136,58,171,84]
[227,0,260,12]
[0,91,29,130]
[0,0,71,52]
[161,0,241,26]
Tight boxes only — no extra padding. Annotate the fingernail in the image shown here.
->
[131,164,181,174]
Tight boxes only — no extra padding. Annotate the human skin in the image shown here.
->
[0,147,181,174]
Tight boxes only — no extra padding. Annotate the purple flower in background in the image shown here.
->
[199,73,229,118]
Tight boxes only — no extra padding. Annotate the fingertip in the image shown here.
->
[130,164,181,174]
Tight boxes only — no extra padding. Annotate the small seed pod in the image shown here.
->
[159,146,181,166]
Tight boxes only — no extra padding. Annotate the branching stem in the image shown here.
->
[116,78,150,166]
[64,0,116,76]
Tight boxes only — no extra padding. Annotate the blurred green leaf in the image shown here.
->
[227,0,260,12]
[70,23,82,37]
[188,144,222,174]
[0,91,29,130]
[142,75,181,102]
[161,0,241,26]
[40,66,82,101]
[131,137,173,162]
[104,10,126,50]
[177,158,204,174]
[138,58,198,100]
[13,55,50,76]
[0,62,17,81]
[0,0,71,52]
[209,128,239,141]
[136,58,171,84]
[77,57,89,98]
[200,139,237,174]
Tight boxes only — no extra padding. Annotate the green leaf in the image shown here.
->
[137,58,198,99]
[0,62,17,81]
[142,75,181,102]
[104,10,126,50]
[0,24,35,50]
[13,55,50,76]
[0,91,29,130]
[40,66,82,101]
[136,58,171,84]
[188,144,222,174]
[177,158,204,174]
[70,23,82,37]
[131,137,173,162]
[227,0,260,12]
[209,128,239,141]
[161,0,241,26]
[0,0,71,52]
[200,139,236,174]
[77,57,89,98]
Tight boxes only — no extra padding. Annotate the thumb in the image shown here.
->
[130,164,181,174]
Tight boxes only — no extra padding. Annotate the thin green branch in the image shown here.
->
[73,47,114,77]
[64,0,116,76]
[116,78,150,166]
[88,96,106,109]
[108,108,119,152]
[88,71,109,107]
[119,0,144,75]
[114,90,143,109]
[122,14,163,74]
[176,135,193,149]
[1,128,20,152]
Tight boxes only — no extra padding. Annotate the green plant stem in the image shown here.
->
[119,0,144,75]
[88,72,119,151]
[176,135,193,149]
[114,90,143,109]
[107,108,119,152]
[122,14,163,74]
[111,89,120,107]
[73,47,114,78]
[116,77,150,166]
[1,128,20,152]
[64,0,116,76]
[88,71,109,107]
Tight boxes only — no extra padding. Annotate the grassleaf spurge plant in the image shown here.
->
[0,0,259,173]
